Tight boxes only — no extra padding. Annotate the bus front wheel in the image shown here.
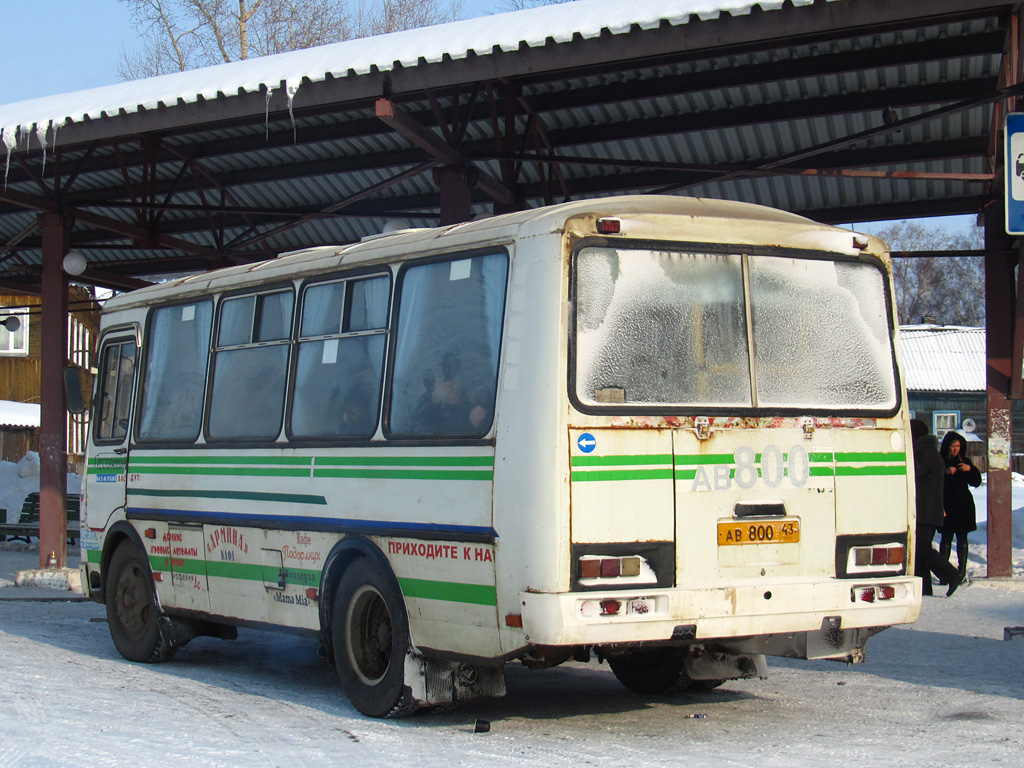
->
[105,542,178,663]
[607,648,695,695]
[332,559,416,717]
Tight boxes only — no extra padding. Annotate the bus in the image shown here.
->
[79,195,920,717]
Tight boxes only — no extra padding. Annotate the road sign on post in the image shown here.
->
[1005,113,1024,234]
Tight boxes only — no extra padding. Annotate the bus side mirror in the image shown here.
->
[64,365,85,414]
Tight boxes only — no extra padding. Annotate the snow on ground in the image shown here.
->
[964,474,1024,578]
[0,542,1022,768]
[0,456,1022,766]
[0,452,81,524]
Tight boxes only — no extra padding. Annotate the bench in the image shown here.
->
[0,492,81,544]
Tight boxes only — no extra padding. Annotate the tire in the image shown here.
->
[105,542,177,663]
[607,648,694,695]
[332,558,416,718]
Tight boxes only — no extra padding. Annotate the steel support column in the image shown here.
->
[38,213,71,570]
[433,166,474,225]
[983,206,1014,578]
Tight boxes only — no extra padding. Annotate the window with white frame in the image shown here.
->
[933,411,960,440]
[0,308,29,356]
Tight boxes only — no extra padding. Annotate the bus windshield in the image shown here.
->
[575,246,897,411]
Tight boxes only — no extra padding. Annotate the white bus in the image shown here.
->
[80,195,920,717]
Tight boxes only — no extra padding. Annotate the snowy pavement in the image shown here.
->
[1,543,1022,767]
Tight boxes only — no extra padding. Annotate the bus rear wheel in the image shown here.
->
[105,542,178,663]
[332,559,416,718]
[607,648,695,695]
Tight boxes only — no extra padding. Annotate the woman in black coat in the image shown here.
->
[938,431,982,580]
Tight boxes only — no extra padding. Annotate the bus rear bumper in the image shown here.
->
[519,577,920,661]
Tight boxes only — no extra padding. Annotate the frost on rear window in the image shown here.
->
[574,247,897,412]
[576,248,751,407]
[749,258,895,409]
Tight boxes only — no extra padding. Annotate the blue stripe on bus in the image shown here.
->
[125,507,498,542]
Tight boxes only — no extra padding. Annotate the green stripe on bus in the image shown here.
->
[571,468,675,482]
[87,458,128,467]
[129,488,327,505]
[203,560,321,587]
[836,465,907,476]
[148,557,206,577]
[86,549,101,564]
[313,468,493,481]
[835,452,906,463]
[398,577,497,606]
[315,455,494,467]
[673,454,735,465]
[130,466,311,477]
[572,454,672,467]
[675,454,837,466]
[129,455,313,466]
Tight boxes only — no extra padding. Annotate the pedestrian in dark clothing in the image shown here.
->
[938,430,982,582]
[911,420,964,597]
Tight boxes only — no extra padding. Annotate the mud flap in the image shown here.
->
[806,619,887,662]
[404,650,506,707]
[684,652,767,681]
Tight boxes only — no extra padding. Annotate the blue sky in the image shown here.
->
[0,0,136,103]
[0,0,498,104]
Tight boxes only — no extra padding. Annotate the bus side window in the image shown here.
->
[290,275,390,439]
[137,301,213,442]
[388,253,508,438]
[94,339,137,442]
[207,289,293,440]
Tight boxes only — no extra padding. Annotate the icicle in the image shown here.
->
[1,128,13,190]
[286,79,300,143]
[264,84,275,140]
[36,124,48,175]
[50,119,65,157]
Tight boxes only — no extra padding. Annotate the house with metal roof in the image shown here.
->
[901,325,1024,468]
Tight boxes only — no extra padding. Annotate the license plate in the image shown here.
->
[718,519,800,545]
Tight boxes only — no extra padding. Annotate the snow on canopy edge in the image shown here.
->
[0,0,818,152]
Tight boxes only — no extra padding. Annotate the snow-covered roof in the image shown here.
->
[0,400,40,429]
[900,325,985,393]
[0,0,814,149]
[0,0,1006,293]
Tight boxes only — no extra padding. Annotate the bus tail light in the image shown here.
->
[578,596,661,618]
[840,538,906,577]
[852,545,903,566]
[853,584,905,603]
[599,600,622,616]
[579,555,642,580]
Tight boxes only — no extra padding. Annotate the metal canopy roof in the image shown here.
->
[0,0,1018,294]
[900,325,987,393]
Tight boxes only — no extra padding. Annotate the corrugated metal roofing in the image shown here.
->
[0,400,40,429]
[900,325,986,393]
[0,0,1013,293]
[0,0,814,142]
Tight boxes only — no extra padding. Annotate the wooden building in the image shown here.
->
[901,325,1024,472]
[0,288,97,467]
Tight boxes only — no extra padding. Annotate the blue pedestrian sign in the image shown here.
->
[1005,113,1024,234]
[577,432,597,453]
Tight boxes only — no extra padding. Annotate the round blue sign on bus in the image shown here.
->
[577,432,597,453]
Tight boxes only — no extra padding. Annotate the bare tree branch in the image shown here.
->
[119,0,462,77]
[882,221,985,326]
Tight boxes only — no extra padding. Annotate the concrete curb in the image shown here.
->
[14,567,83,593]
[970,577,1024,593]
